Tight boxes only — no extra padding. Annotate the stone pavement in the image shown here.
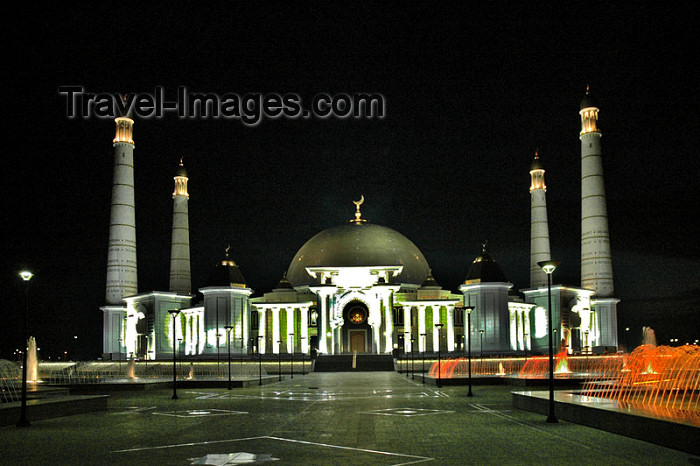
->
[3,372,698,465]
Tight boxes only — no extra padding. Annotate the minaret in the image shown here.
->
[579,85,614,297]
[105,116,138,303]
[529,149,551,288]
[169,158,191,294]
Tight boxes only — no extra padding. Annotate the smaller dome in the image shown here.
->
[580,85,597,110]
[421,269,441,289]
[176,158,188,177]
[273,274,294,291]
[207,247,247,287]
[530,150,544,171]
[465,243,509,283]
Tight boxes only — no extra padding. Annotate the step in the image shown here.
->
[313,354,394,372]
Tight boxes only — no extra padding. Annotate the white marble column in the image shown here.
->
[301,306,309,354]
[272,307,280,354]
[418,305,426,352]
[287,307,295,353]
[384,295,393,353]
[402,306,412,353]
[258,308,267,354]
[432,306,440,351]
[446,305,455,352]
[314,291,330,354]
[242,301,248,355]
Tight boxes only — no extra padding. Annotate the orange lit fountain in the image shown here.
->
[518,349,573,378]
[582,344,700,422]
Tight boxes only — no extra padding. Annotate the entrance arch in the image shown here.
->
[343,301,371,353]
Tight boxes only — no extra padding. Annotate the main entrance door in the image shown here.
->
[349,330,366,353]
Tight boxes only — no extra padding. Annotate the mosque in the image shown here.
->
[101,88,619,361]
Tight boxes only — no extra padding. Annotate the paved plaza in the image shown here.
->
[3,372,698,465]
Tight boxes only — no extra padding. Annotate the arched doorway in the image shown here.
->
[343,301,371,353]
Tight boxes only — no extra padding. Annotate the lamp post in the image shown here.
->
[625,327,630,353]
[479,330,484,370]
[524,333,529,357]
[73,335,79,362]
[410,337,415,380]
[420,333,426,384]
[238,337,244,373]
[257,335,263,386]
[118,338,123,375]
[300,336,306,375]
[177,339,183,376]
[17,270,33,427]
[465,305,474,397]
[538,259,560,424]
[404,331,410,378]
[277,340,283,381]
[289,333,294,379]
[225,326,233,390]
[435,323,444,388]
[168,309,181,400]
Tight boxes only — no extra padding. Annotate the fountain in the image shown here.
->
[126,357,137,380]
[518,349,573,378]
[582,344,700,416]
[642,326,657,346]
[27,336,39,383]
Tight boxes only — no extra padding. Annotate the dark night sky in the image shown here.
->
[3,4,699,359]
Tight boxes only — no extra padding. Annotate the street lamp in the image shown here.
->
[300,336,307,375]
[524,333,529,357]
[177,339,183,376]
[410,337,415,380]
[73,335,79,362]
[435,323,444,388]
[625,327,630,353]
[118,338,123,375]
[289,333,295,379]
[538,259,560,424]
[257,335,263,386]
[465,305,475,397]
[225,325,233,390]
[17,270,33,427]
[420,333,426,384]
[238,336,244,373]
[404,331,410,378]
[168,309,181,400]
[479,330,484,369]
[277,340,283,381]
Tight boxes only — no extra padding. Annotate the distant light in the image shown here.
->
[19,270,33,281]
[538,260,560,275]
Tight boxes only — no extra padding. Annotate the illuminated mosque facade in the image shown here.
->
[101,88,619,360]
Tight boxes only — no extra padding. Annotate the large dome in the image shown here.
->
[286,222,430,287]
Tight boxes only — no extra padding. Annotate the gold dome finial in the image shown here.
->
[350,195,367,223]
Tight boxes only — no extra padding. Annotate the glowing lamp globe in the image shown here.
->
[538,260,560,275]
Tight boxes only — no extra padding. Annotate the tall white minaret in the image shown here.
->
[169,158,191,294]
[105,116,138,303]
[529,149,551,288]
[579,85,614,297]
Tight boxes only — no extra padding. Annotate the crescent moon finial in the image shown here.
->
[350,195,367,223]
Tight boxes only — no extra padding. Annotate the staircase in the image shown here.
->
[313,354,394,372]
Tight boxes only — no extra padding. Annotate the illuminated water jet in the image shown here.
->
[127,357,137,380]
[27,336,39,383]
[582,344,700,419]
